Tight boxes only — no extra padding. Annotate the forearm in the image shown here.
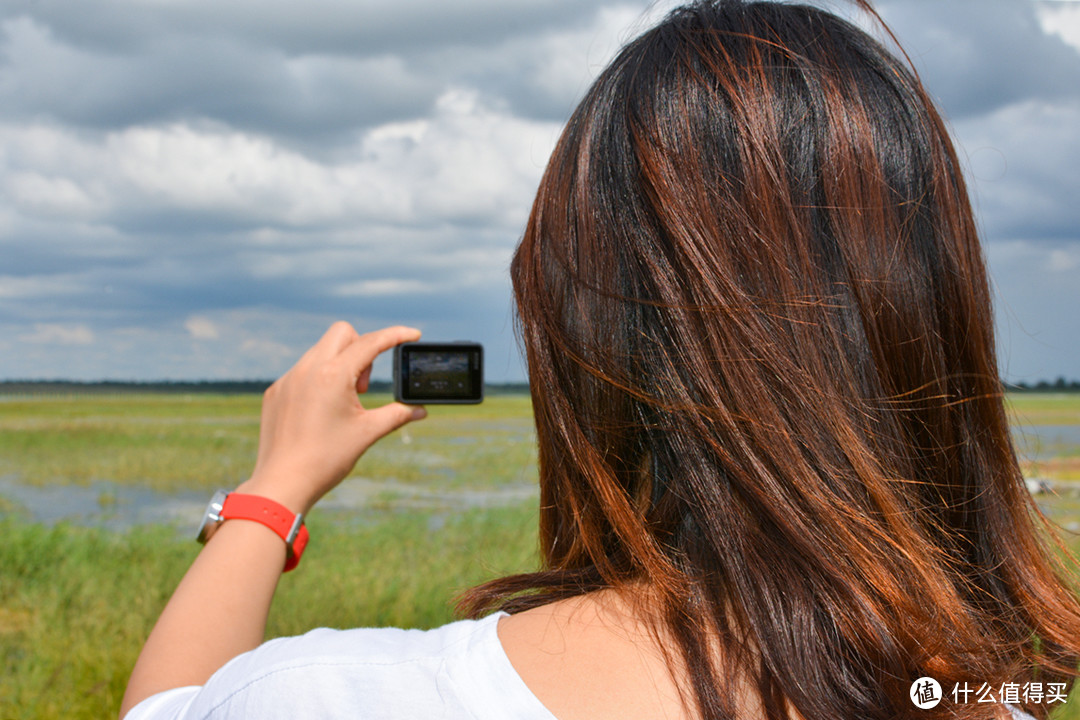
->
[119,323,423,719]
[119,518,287,718]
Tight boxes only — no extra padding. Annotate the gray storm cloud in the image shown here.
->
[0,0,1077,382]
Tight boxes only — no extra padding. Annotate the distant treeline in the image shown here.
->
[1,378,1076,396]
[0,380,531,396]
[1006,378,1080,393]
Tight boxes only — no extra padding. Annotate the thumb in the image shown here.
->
[359,402,427,445]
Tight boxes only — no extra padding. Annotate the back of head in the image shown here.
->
[466,2,1080,718]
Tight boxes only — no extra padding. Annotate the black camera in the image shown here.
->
[393,342,483,405]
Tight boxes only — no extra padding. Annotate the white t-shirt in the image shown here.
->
[125,611,1039,720]
[125,612,553,720]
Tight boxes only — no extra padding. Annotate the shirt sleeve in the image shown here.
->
[1007,705,1038,720]
[123,686,200,720]
[115,615,535,720]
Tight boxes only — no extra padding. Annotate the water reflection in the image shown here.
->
[0,475,207,530]
[0,423,1072,530]
[0,474,538,530]
[1013,425,1080,460]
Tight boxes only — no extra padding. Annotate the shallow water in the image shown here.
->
[1012,424,1080,459]
[0,473,538,530]
[0,422,1072,530]
[0,474,208,530]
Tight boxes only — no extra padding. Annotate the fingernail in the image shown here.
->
[410,407,427,420]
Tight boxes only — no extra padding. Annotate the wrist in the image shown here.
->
[235,472,316,517]
[198,489,310,572]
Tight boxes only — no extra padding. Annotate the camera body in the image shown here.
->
[393,341,483,405]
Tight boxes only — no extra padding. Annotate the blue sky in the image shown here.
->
[1,0,1078,383]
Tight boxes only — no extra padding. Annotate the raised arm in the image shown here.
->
[119,322,426,718]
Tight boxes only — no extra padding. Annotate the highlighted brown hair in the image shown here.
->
[460,2,1080,717]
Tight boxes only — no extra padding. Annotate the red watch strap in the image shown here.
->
[220,493,309,572]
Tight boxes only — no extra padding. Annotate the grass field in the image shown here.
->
[1010,394,1080,484]
[2,392,1080,718]
[0,393,536,492]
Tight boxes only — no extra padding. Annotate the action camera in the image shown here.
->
[392,342,483,405]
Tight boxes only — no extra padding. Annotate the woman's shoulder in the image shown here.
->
[497,591,693,720]
[204,611,510,693]
[126,612,547,720]
[252,611,509,665]
[199,611,551,719]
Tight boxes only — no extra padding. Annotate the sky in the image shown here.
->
[0,0,1078,384]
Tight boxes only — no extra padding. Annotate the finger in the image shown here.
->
[337,325,421,382]
[306,321,361,363]
[359,402,427,445]
[356,366,371,394]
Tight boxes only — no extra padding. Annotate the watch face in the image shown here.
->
[196,490,229,544]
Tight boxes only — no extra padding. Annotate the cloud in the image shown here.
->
[0,16,438,143]
[18,323,95,345]
[1037,1,1080,50]
[425,4,673,122]
[2,0,612,57]
[1048,247,1080,273]
[953,99,1080,242]
[0,0,1077,384]
[239,337,295,365]
[0,83,552,373]
[876,0,1080,118]
[0,1,621,145]
[184,316,219,339]
[987,241,1080,383]
[334,279,436,298]
[0,273,88,300]
[0,87,558,233]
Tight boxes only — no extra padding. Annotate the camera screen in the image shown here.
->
[408,350,472,398]
[395,343,483,404]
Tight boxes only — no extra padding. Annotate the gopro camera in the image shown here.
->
[393,342,483,405]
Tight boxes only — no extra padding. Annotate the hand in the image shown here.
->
[237,322,427,515]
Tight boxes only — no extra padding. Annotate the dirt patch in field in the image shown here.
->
[0,606,34,635]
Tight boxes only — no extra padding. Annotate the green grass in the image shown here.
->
[0,392,541,719]
[1007,394,1080,482]
[0,394,262,490]
[4,391,1080,718]
[1007,393,1080,426]
[357,394,537,489]
[0,394,537,491]
[0,503,539,720]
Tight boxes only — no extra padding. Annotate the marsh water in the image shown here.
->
[1013,424,1080,458]
[0,423,1073,530]
[0,473,539,531]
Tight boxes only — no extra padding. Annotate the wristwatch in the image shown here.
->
[197,490,309,572]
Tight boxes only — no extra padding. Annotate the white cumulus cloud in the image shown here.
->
[18,323,95,345]
[184,316,219,339]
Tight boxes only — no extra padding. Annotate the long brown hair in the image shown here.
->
[460,2,1080,718]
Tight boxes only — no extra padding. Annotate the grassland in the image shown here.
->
[3,392,1080,718]
[0,504,539,718]
[1009,394,1080,483]
[0,393,540,719]
[0,393,536,492]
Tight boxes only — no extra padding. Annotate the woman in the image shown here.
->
[120,1,1080,719]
